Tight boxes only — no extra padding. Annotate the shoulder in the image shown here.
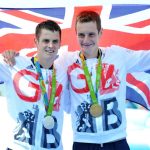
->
[56,48,80,66]
[106,45,127,52]
[58,48,79,60]
[68,51,79,58]
[15,55,31,63]
[15,56,32,68]
[104,45,130,56]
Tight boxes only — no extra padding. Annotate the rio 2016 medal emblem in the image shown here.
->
[43,116,54,129]
[90,103,103,117]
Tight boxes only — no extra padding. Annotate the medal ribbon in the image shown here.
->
[80,51,102,104]
[34,57,56,116]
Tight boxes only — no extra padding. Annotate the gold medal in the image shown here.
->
[90,103,103,117]
[43,116,54,129]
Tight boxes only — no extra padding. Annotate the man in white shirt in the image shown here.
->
[0,20,69,150]
[66,10,150,150]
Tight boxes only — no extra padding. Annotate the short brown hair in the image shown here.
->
[35,20,61,40]
[75,11,101,33]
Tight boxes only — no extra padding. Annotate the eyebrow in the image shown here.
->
[42,39,59,42]
[78,32,95,35]
[42,39,50,42]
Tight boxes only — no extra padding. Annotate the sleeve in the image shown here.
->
[0,54,11,82]
[58,47,70,68]
[114,46,150,73]
[62,51,78,113]
[62,87,71,114]
[57,48,71,113]
[61,54,71,114]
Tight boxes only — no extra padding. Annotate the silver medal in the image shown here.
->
[43,116,54,129]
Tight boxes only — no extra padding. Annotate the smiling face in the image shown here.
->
[35,29,60,60]
[76,21,102,58]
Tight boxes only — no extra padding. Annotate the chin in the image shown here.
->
[82,48,92,53]
[47,53,57,59]
[43,53,52,58]
[82,44,94,50]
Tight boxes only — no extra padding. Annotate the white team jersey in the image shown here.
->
[67,45,150,144]
[0,54,69,150]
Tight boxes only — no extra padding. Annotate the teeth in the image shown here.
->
[82,44,92,46]
[45,50,54,53]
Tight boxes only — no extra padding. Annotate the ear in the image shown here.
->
[57,40,61,49]
[34,38,38,45]
[98,28,103,38]
[58,43,61,49]
[100,28,103,35]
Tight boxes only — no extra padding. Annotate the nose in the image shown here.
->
[83,35,90,43]
[48,41,53,48]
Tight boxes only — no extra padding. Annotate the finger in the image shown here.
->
[15,52,19,56]
[4,58,11,66]
[10,58,16,66]
[3,51,12,59]
[3,58,8,64]
[4,57,15,67]
[2,51,9,58]
[9,51,17,58]
[2,50,16,59]
[8,58,16,66]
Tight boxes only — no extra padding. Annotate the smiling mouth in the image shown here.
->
[82,44,93,47]
[45,49,55,53]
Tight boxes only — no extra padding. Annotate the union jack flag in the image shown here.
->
[0,5,150,109]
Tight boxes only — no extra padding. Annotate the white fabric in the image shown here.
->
[0,55,68,150]
[0,0,149,8]
[66,45,150,144]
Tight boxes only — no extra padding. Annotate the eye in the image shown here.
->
[78,33,85,38]
[52,40,59,44]
[88,33,95,37]
[42,39,50,44]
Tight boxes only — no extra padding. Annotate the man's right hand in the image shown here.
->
[2,50,19,67]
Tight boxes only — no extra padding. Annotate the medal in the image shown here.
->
[90,103,103,117]
[34,57,57,128]
[80,51,103,118]
[43,116,54,129]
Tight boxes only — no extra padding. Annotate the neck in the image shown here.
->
[37,55,54,69]
[83,48,99,59]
